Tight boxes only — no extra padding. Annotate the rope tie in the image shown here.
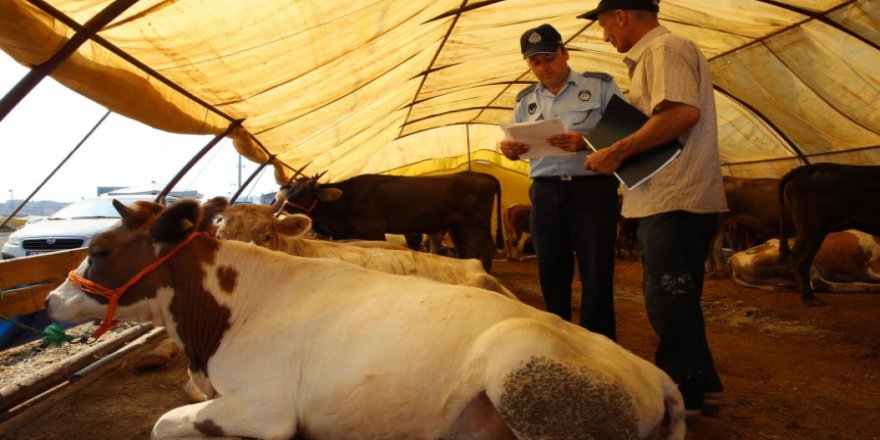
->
[67,232,208,339]
[283,199,317,216]
[0,315,74,347]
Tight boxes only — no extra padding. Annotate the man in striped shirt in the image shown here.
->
[579,0,728,418]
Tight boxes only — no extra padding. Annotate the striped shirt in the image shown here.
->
[620,26,728,218]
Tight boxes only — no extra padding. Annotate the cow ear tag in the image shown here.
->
[178,219,194,232]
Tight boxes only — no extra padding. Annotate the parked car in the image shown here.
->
[1,195,177,259]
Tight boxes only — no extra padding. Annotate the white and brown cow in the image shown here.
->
[215,203,517,299]
[728,230,880,293]
[47,199,685,440]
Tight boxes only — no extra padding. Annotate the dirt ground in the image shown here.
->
[3,256,880,439]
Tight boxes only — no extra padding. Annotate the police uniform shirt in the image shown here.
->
[512,69,624,178]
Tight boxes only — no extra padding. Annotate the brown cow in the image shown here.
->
[778,163,880,305]
[502,203,531,261]
[729,230,880,293]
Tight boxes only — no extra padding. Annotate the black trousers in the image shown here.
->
[529,175,619,340]
[637,210,723,409]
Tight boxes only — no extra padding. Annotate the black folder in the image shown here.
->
[584,94,682,190]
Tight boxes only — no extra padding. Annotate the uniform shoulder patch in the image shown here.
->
[516,83,538,103]
[582,72,613,82]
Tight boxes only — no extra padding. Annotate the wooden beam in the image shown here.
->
[0,248,88,318]
[0,248,87,289]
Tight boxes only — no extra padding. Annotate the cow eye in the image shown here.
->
[263,234,272,243]
[88,248,109,265]
[90,248,109,259]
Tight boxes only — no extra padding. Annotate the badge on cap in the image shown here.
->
[528,32,542,44]
[578,90,592,101]
[528,103,537,115]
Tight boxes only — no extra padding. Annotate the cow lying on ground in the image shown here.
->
[215,202,516,299]
[47,199,685,440]
[706,177,785,277]
[502,203,531,261]
[779,163,880,305]
[136,200,511,391]
[729,230,880,293]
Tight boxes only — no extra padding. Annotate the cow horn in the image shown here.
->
[313,170,328,182]
[283,161,312,187]
[292,161,311,179]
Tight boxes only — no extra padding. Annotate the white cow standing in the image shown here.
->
[47,200,685,439]
[214,202,517,299]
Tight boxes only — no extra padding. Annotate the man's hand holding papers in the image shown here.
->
[500,118,586,160]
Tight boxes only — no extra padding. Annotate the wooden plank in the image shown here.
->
[0,323,154,414]
[0,248,86,290]
[0,284,54,317]
[0,327,167,437]
[0,248,87,318]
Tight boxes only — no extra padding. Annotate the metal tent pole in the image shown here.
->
[229,159,272,204]
[466,123,472,171]
[0,0,141,123]
[0,110,111,230]
[156,120,243,203]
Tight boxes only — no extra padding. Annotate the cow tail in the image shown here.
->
[777,167,800,261]
[494,178,504,250]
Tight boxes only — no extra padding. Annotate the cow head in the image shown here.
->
[280,174,342,216]
[46,199,211,327]
[216,203,313,249]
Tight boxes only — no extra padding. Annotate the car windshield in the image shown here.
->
[49,198,149,220]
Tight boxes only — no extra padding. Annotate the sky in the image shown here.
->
[0,53,280,204]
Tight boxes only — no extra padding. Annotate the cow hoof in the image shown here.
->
[801,296,825,307]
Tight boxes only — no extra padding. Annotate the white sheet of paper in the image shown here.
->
[501,118,573,159]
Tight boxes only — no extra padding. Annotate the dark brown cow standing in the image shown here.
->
[282,171,503,271]
[778,163,880,305]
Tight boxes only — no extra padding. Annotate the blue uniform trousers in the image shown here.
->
[529,174,619,341]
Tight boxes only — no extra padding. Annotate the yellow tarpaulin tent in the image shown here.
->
[1,0,877,189]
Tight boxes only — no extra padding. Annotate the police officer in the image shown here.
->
[500,23,623,341]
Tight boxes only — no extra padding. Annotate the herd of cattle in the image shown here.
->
[46,183,686,439]
[40,164,878,439]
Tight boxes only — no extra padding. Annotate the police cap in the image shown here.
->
[520,24,563,59]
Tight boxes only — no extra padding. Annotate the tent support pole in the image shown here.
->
[230,159,272,204]
[466,124,472,171]
[0,0,141,123]
[156,120,243,202]
[713,85,810,166]
[0,110,111,230]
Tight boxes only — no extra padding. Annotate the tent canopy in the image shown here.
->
[0,0,877,185]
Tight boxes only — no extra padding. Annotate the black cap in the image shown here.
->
[577,0,660,20]
[520,24,563,59]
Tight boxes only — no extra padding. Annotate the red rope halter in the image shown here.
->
[67,232,208,339]
[283,199,318,216]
